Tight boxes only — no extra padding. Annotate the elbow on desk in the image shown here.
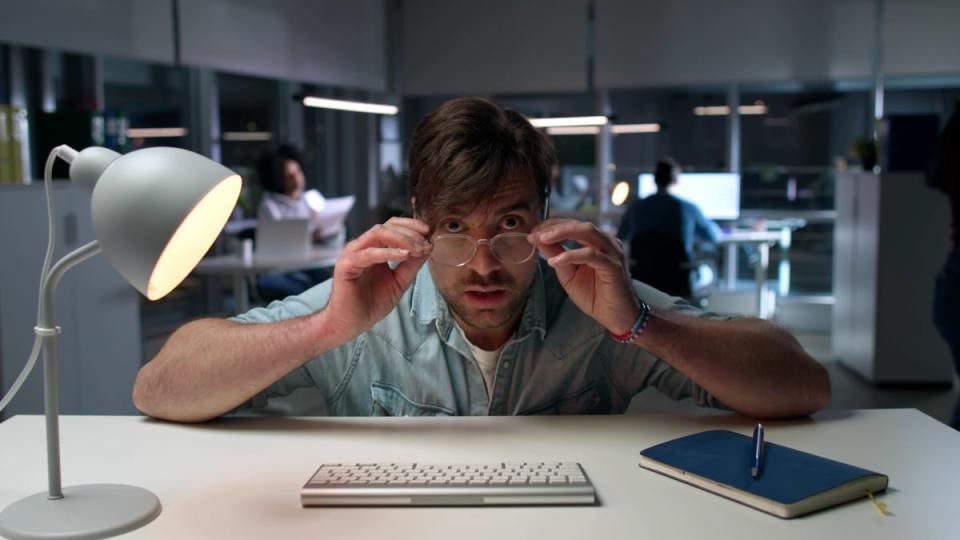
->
[132,367,218,424]
[810,361,833,413]
[748,362,832,420]
[131,369,172,421]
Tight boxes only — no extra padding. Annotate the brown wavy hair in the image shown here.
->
[408,97,556,228]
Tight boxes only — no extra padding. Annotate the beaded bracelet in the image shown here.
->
[608,298,650,345]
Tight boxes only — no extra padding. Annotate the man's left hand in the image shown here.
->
[528,219,640,335]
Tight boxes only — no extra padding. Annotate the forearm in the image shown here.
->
[636,311,831,419]
[133,311,341,423]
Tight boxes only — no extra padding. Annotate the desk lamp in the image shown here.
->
[0,145,241,539]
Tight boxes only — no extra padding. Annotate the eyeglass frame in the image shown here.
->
[429,232,537,267]
[425,185,551,267]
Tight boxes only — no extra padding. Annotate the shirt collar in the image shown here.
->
[410,262,547,339]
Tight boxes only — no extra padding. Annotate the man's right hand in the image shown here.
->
[322,217,432,343]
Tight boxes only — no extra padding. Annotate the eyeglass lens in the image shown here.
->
[431,233,535,266]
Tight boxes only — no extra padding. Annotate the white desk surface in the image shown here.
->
[194,246,341,276]
[1,410,956,539]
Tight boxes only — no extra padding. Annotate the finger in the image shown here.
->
[338,247,412,279]
[380,224,432,253]
[530,221,616,254]
[384,216,430,235]
[532,237,565,259]
[349,224,431,256]
[530,218,576,236]
[545,246,621,275]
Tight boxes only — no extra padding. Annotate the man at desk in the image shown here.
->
[133,97,829,422]
[616,158,722,298]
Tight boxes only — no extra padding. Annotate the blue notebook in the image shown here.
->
[639,430,888,518]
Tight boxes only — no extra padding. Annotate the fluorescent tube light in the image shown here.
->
[693,102,768,116]
[302,96,399,115]
[126,127,188,138]
[611,123,661,134]
[546,123,662,136]
[222,131,273,142]
[529,116,608,128]
[693,106,732,116]
[546,126,601,135]
[737,104,769,115]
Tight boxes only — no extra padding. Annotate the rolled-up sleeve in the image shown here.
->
[605,280,736,409]
[226,280,349,416]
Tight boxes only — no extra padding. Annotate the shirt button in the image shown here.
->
[502,361,511,369]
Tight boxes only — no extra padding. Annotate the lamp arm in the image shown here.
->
[38,241,101,329]
[37,240,101,499]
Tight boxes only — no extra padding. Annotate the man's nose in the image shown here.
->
[467,240,502,275]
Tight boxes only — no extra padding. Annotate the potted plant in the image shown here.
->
[853,136,878,171]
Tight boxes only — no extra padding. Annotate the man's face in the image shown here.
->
[426,179,543,335]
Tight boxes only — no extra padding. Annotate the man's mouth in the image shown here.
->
[463,288,508,307]
[466,288,505,294]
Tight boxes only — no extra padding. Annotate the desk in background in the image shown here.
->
[0,410,955,539]
[194,246,341,312]
[718,230,783,318]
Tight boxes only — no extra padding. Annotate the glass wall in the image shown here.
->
[102,57,190,153]
[463,81,958,297]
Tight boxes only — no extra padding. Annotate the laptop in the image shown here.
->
[254,218,312,257]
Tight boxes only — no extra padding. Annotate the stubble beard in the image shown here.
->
[444,272,530,331]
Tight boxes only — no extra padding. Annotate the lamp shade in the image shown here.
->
[75,147,242,300]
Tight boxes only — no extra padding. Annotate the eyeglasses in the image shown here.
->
[430,232,536,267]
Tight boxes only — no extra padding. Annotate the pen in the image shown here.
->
[751,423,765,479]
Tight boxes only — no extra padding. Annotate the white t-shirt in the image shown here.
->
[455,325,504,399]
[258,190,324,233]
[258,190,345,245]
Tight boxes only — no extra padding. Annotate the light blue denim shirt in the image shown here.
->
[230,260,730,416]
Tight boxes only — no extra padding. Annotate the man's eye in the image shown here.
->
[443,221,463,233]
[501,216,521,230]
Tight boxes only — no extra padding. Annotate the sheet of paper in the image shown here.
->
[315,195,355,236]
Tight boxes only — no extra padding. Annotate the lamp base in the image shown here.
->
[0,484,161,540]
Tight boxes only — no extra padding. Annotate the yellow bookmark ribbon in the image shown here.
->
[866,491,888,516]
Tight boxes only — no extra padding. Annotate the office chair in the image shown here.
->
[628,231,693,299]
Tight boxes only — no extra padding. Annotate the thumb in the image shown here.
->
[392,254,430,289]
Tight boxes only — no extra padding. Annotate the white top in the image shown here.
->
[257,190,325,234]
[0,410,953,539]
[258,190,349,246]
[459,326,504,399]
[470,345,501,399]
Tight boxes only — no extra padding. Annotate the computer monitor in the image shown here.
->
[637,172,741,220]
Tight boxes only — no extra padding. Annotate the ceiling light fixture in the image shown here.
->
[302,96,398,115]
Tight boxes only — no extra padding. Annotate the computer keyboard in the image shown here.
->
[301,461,596,506]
